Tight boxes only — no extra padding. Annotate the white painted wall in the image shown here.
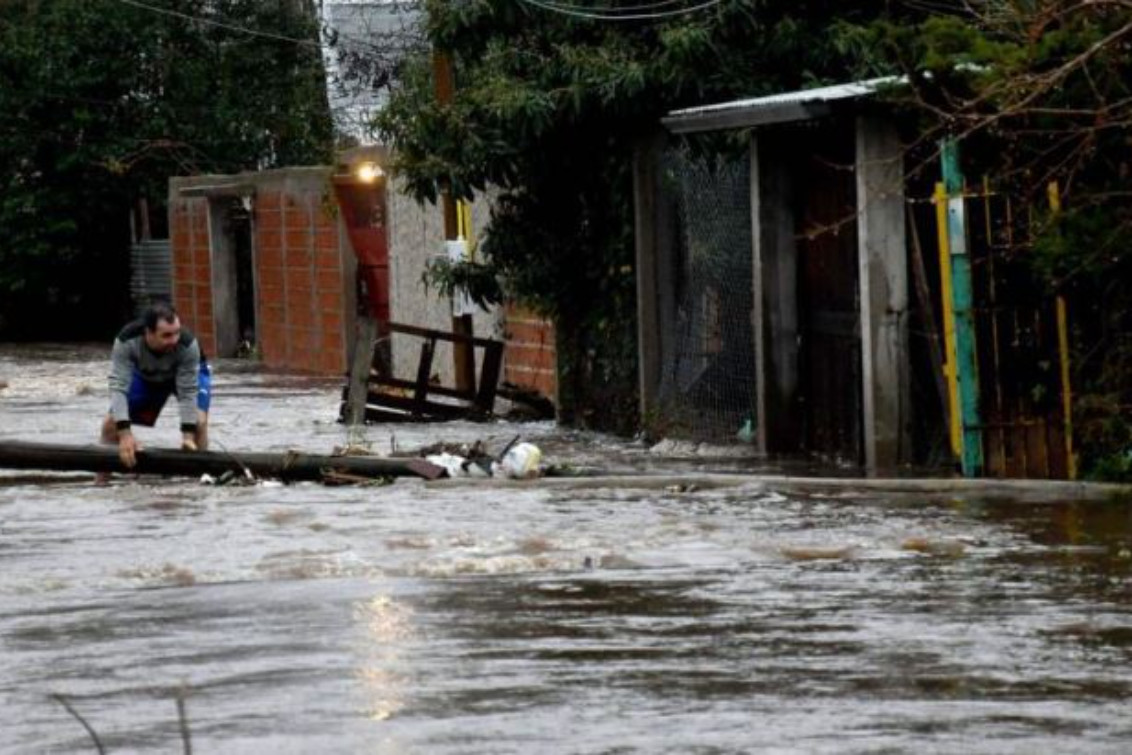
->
[386,181,503,386]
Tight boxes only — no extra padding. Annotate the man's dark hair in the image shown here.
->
[143,301,179,331]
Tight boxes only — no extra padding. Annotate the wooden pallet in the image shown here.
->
[341,320,504,424]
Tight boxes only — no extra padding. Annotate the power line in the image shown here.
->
[530,0,697,12]
[0,82,337,127]
[111,0,323,47]
[108,0,421,54]
[516,0,726,20]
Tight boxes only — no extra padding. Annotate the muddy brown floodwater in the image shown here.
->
[2,344,1131,753]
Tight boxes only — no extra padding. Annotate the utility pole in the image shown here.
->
[433,51,476,394]
[941,138,983,477]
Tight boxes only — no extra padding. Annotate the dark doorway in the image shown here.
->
[209,197,256,357]
[794,123,863,462]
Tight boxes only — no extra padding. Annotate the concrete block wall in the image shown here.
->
[170,196,217,358]
[387,182,558,401]
[387,181,503,383]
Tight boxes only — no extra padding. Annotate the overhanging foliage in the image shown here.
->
[0,0,333,337]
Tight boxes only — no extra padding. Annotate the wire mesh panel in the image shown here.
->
[656,146,756,441]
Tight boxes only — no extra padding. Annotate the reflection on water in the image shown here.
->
[356,595,413,722]
[2,345,1132,752]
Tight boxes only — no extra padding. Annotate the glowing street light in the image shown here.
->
[355,161,384,183]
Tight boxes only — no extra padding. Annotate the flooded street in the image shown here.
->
[2,345,1131,753]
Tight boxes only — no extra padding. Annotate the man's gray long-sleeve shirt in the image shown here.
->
[108,322,201,430]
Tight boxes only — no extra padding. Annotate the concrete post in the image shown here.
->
[856,114,911,472]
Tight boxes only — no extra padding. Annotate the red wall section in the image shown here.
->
[254,187,348,375]
[169,196,217,358]
[503,304,557,399]
[170,173,350,376]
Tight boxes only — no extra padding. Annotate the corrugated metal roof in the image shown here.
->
[663,75,903,134]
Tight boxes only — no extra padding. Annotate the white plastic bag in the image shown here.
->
[426,452,469,478]
[493,442,542,479]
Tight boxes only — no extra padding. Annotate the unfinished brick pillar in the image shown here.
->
[169,195,217,357]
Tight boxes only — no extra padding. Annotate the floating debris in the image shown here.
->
[901,537,967,557]
[781,545,857,561]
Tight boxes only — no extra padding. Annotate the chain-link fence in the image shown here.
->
[656,146,756,441]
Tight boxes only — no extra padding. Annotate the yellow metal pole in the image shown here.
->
[934,181,962,458]
[1046,180,1062,213]
[1048,181,1078,479]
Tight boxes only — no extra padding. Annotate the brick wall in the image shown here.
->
[503,304,557,399]
[169,169,352,375]
[169,196,217,358]
[254,181,349,375]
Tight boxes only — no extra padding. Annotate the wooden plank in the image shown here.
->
[388,321,499,349]
[856,114,910,471]
[982,179,1010,482]
[0,441,444,481]
[369,392,489,420]
[361,407,450,424]
[413,338,436,411]
[367,377,472,402]
[1025,418,1049,479]
[1047,417,1068,479]
[474,340,504,412]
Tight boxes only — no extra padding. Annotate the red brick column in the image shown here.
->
[169,197,216,356]
[254,186,347,375]
[283,192,316,371]
[313,196,347,374]
[504,304,557,399]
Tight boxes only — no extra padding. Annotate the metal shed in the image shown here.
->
[634,77,911,472]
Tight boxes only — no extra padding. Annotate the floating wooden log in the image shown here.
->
[0,441,444,482]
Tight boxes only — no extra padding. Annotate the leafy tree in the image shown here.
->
[842,1,1132,476]
[381,0,1132,464]
[0,0,333,338]
[377,0,892,432]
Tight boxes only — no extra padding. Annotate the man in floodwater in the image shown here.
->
[99,302,211,468]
